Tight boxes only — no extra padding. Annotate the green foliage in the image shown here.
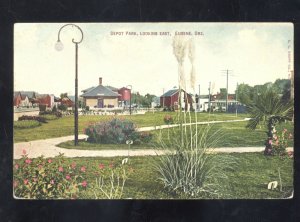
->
[14,120,41,129]
[18,115,47,123]
[52,106,57,112]
[85,118,146,144]
[163,115,174,124]
[58,104,68,111]
[13,153,87,199]
[219,88,227,100]
[39,104,46,112]
[245,88,293,155]
[271,129,293,156]
[92,159,130,199]
[154,120,237,198]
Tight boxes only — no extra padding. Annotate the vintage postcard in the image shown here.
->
[13,23,294,199]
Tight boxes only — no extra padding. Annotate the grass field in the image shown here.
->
[14,153,292,199]
[57,120,294,150]
[13,112,249,142]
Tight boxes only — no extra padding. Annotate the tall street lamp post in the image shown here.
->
[126,85,132,115]
[55,24,84,146]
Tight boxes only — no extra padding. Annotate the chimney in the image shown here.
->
[99,77,102,85]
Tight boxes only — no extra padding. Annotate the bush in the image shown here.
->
[52,106,57,112]
[39,111,62,118]
[39,104,47,112]
[58,104,68,111]
[163,115,174,124]
[85,118,140,144]
[270,129,293,156]
[18,115,47,123]
[13,153,88,199]
[13,152,132,199]
[14,120,41,129]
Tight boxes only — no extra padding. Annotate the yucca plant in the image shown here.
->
[245,89,293,155]
[154,125,236,198]
[153,36,236,198]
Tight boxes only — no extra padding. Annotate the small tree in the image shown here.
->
[246,89,293,155]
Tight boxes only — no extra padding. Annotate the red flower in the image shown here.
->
[25,159,32,164]
[66,175,71,180]
[109,163,114,169]
[22,149,27,155]
[71,162,76,169]
[24,179,29,185]
[288,151,294,158]
[48,159,52,163]
[58,166,64,172]
[13,180,18,188]
[80,166,86,172]
[81,181,88,187]
[268,139,272,145]
[99,163,105,169]
[50,179,55,184]
[15,164,19,170]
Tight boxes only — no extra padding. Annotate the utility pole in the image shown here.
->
[208,82,211,112]
[235,82,238,117]
[221,69,234,113]
[198,84,200,112]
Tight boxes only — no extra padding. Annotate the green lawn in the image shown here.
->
[57,120,294,150]
[14,153,292,199]
[14,112,249,142]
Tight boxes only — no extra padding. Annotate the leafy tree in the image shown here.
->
[245,88,293,155]
[60,93,68,99]
[235,83,254,105]
[219,88,227,100]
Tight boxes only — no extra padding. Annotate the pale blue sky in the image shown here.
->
[14,23,293,96]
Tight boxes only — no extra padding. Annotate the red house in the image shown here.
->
[36,94,52,107]
[160,89,193,111]
[13,92,22,107]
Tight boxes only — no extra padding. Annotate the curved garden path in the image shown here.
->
[14,119,293,159]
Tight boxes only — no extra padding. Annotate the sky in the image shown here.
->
[14,23,294,97]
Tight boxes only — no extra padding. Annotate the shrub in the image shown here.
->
[39,104,47,112]
[163,115,174,124]
[18,115,47,123]
[92,158,131,199]
[85,118,139,144]
[52,106,57,112]
[270,129,293,156]
[39,111,62,118]
[14,120,41,129]
[58,104,68,111]
[13,153,87,199]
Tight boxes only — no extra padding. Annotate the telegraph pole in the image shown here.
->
[221,69,234,112]
[208,82,211,112]
[198,84,200,112]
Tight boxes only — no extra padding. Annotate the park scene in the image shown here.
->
[13,23,294,199]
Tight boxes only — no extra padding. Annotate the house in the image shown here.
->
[60,96,74,107]
[19,91,37,105]
[160,88,193,111]
[20,95,31,107]
[13,92,22,107]
[36,94,54,108]
[81,77,120,108]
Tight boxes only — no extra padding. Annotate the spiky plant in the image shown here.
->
[246,89,293,155]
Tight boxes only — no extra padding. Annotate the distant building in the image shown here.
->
[81,77,120,108]
[160,88,193,111]
[13,92,22,107]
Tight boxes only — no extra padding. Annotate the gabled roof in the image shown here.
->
[161,89,178,97]
[21,95,28,100]
[81,85,120,97]
[20,91,36,99]
[82,87,95,93]
[106,85,119,91]
[14,92,21,97]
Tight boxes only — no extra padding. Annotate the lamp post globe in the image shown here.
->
[55,41,64,51]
